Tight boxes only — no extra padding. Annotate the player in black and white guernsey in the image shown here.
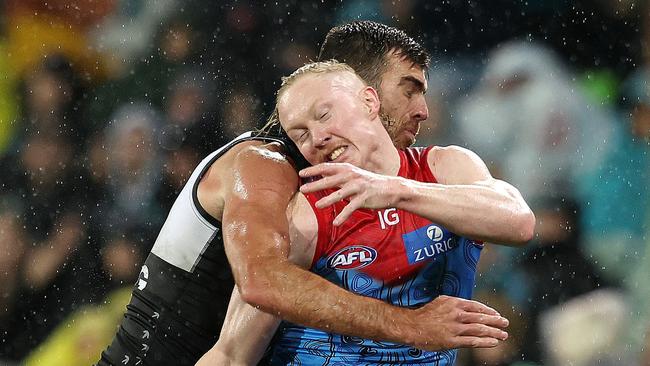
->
[97,131,308,366]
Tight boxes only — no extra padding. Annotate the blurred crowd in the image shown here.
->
[0,0,648,365]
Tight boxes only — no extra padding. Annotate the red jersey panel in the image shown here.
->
[306,147,439,284]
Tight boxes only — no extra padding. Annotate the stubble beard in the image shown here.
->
[380,110,414,148]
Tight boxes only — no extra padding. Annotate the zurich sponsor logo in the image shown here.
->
[403,225,457,265]
[427,225,444,241]
[327,246,378,270]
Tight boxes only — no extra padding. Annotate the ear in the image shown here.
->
[360,86,381,120]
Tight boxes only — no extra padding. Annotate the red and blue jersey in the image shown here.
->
[268,147,483,365]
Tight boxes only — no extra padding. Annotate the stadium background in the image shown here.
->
[0,0,648,365]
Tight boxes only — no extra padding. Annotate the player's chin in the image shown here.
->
[393,134,416,149]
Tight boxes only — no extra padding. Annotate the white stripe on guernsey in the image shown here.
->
[150,142,230,272]
[151,132,260,272]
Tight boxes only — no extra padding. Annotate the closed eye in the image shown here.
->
[297,130,309,143]
[400,76,426,98]
[319,111,330,120]
[288,129,309,144]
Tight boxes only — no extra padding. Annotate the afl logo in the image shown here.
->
[427,225,444,241]
[327,246,377,270]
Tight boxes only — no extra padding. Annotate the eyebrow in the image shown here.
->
[285,99,327,132]
[399,75,427,94]
[313,100,333,115]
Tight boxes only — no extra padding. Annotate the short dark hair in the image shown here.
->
[318,21,430,89]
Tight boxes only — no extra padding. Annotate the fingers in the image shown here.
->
[300,174,349,194]
[332,199,362,226]
[298,164,330,178]
[450,336,500,349]
[433,295,501,316]
[458,311,509,329]
[458,323,509,341]
[315,186,356,208]
[417,295,511,351]
[455,297,501,316]
[299,163,350,179]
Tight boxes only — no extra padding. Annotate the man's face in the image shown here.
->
[377,51,429,148]
[278,72,384,169]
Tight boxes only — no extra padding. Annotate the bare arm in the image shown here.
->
[196,288,280,365]
[300,146,535,245]
[200,192,313,365]
[212,144,510,354]
[220,146,415,345]
[400,145,535,245]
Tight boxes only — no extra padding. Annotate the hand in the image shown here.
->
[299,163,402,226]
[408,295,509,351]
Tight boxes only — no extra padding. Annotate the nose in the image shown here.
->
[411,95,429,122]
[311,125,331,148]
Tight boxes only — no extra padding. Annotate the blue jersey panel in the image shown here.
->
[269,227,482,365]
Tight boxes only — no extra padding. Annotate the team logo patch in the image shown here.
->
[403,225,457,265]
[327,246,378,270]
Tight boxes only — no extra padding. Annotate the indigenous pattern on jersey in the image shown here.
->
[98,132,293,366]
[269,147,483,365]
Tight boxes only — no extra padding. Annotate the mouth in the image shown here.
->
[327,146,347,162]
[404,129,417,138]
[400,128,416,142]
[403,122,420,140]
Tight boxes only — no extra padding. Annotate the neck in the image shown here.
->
[365,142,401,176]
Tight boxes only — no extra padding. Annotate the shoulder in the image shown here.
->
[200,140,291,190]
[235,141,290,164]
[198,140,299,218]
[428,145,482,164]
[230,141,300,194]
[427,145,492,185]
[215,140,297,182]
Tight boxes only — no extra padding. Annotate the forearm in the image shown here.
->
[394,178,534,245]
[231,228,510,353]
[195,348,238,366]
[240,258,415,346]
[203,288,279,365]
[223,188,414,346]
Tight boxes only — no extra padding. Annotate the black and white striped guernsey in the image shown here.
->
[97,131,305,366]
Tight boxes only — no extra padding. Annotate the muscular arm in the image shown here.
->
[208,144,509,360]
[398,145,535,245]
[300,146,535,245]
[219,146,410,345]
[196,288,280,365]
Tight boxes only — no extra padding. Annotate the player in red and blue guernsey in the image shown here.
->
[204,61,534,364]
[269,145,484,364]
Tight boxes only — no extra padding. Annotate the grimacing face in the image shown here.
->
[278,71,386,170]
[377,51,429,148]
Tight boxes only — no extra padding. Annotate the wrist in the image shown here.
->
[392,177,414,209]
[390,306,418,347]
[374,302,417,346]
